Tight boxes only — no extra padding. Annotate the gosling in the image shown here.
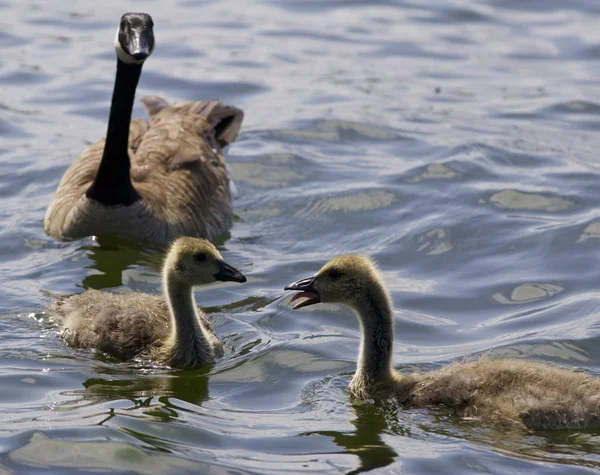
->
[285,255,600,430]
[47,237,246,368]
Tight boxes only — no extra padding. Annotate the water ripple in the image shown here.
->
[2,0,600,473]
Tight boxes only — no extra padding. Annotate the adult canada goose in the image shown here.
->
[47,237,246,368]
[44,12,244,245]
[285,255,600,429]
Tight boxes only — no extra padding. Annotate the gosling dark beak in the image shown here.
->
[284,275,321,310]
[214,261,247,283]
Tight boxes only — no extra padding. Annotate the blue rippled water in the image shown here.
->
[2,0,600,473]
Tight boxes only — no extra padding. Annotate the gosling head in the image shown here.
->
[165,237,246,287]
[284,254,384,309]
[114,13,155,65]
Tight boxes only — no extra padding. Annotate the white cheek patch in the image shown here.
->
[114,27,146,65]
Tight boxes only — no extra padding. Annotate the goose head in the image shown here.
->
[285,255,384,309]
[114,13,155,65]
[165,237,246,286]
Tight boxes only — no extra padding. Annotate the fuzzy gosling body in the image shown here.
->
[47,237,246,368]
[285,255,600,430]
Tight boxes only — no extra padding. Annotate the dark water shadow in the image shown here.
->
[416,410,600,471]
[76,235,164,290]
[74,365,213,411]
[78,232,233,290]
[302,402,402,474]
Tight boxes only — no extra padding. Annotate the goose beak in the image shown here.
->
[129,28,151,60]
[214,261,247,283]
[117,13,155,64]
[284,276,321,309]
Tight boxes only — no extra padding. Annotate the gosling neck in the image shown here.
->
[163,270,211,358]
[86,59,142,206]
[352,283,395,383]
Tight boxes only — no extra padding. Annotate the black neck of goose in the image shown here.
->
[354,287,394,381]
[86,59,142,206]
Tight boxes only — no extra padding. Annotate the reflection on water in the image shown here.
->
[77,235,163,289]
[2,0,600,473]
[407,163,460,183]
[5,432,232,474]
[302,402,401,475]
[489,190,575,212]
[77,368,211,408]
[230,153,309,189]
[579,222,600,243]
[300,190,397,216]
[492,283,563,304]
[274,120,398,143]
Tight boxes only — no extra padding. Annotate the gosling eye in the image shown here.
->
[328,269,341,281]
[194,252,207,263]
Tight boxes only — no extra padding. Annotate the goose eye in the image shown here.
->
[328,269,341,280]
[194,252,207,263]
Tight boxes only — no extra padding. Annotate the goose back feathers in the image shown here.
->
[44,97,243,244]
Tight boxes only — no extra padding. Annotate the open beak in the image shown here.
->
[214,261,247,283]
[284,275,321,309]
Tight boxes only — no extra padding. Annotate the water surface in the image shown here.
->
[2,0,600,473]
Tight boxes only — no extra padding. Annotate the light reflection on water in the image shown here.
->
[1,0,600,473]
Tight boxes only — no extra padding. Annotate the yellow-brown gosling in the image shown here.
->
[44,12,244,245]
[285,254,600,429]
[47,237,246,368]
